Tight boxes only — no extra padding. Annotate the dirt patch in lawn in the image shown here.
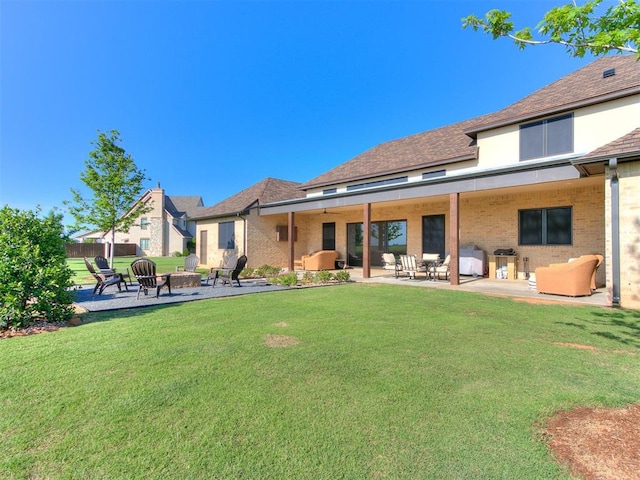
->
[543,404,640,480]
[264,334,298,348]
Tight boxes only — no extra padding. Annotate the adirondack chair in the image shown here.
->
[206,255,248,287]
[176,254,199,273]
[95,255,132,285]
[84,257,127,295]
[130,258,172,299]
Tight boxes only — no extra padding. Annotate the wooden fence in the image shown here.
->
[65,243,137,258]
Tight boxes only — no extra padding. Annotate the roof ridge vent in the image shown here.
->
[603,68,616,78]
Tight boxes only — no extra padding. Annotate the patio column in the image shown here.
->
[363,203,371,278]
[288,211,295,272]
[449,193,460,286]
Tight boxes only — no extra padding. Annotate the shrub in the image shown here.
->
[302,271,316,284]
[315,270,334,283]
[0,207,74,329]
[254,264,282,278]
[334,270,351,283]
[275,272,299,286]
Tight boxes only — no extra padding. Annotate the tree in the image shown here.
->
[462,0,639,59]
[0,206,74,329]
[66,130,150,267]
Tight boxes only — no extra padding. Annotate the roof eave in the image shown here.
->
[464,86,640,136]
[300,152,477,191]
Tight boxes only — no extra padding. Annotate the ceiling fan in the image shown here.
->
[322,208,339,215]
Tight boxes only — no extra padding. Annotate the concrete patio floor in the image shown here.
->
[74,267,612,314]
[348,268,611,308]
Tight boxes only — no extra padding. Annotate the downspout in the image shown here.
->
[609,158,620,307]
[237,212,247,256]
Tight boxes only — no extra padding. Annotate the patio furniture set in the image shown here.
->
[83,254,248,300]
[382,253,451,281]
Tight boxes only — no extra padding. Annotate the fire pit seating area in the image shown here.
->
[170,271,203,288]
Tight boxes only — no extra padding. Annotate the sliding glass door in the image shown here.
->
[347,220,407,267]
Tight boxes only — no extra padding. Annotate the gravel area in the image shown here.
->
[73,279,293,312]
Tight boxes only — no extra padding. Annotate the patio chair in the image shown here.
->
[206,255,248,287]
[84,257,128,295]
[176,254,199,273]
[130,258,172,299]
[382,253,401,278]
[95,255,133,285]
[430,254,451,281]
[399,254,427,280]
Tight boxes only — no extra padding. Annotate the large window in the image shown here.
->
[140,238,150,250]
[520,114,573,160]
[519,207,572,245]
[218,221,235,249]
[347,220,407,267]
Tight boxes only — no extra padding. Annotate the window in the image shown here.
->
[140,238,150,250]
[520,114,573,160]
[323,188,337,195]
[140,217,149,230]
[218,221,235,249]
[519,207,572,245]
[346,176,408,192]
[347,220,407,267]
[322,222,335,250]
[422,170,445,180]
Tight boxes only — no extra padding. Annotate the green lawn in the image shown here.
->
[2,284,639,479]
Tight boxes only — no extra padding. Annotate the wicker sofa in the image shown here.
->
[535,254,601,297]
[300,250,340,271]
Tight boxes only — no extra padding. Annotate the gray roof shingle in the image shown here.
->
[302,55,640,190]
[192,178,304,219]
[165,196,204,218]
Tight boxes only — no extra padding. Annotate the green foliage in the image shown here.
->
[302,271,316,284]
[315,270,334,283]
[172,251,183,257]
[275,272,299,286]
[333,270,351,283]
[65,130,150,266]
[462,0,639,58]
[254,264,282,278]
[0,206,74,328]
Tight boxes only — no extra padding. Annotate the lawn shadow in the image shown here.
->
[556,308,640,350]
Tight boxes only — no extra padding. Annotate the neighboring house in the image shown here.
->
[205,56,639,309]
[79,184,204,257]
[191,177,305,268]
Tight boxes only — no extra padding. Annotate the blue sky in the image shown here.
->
[1,0,601,228]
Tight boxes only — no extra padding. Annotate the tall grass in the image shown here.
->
[2,284,639,479]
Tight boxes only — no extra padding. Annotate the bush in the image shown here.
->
[0,207,75,329]
[254,264,282,278]
[315,270,334,283]
[275,272,299,286]
[302,271,316,284]
[334,270,351,283]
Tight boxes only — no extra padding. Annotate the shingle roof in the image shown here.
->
[165,196,204,218]
[466,55,640,134]
[302,118,482,189]
[302,55,640,190]
[192,178,304,219]
[578,127,640,162]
